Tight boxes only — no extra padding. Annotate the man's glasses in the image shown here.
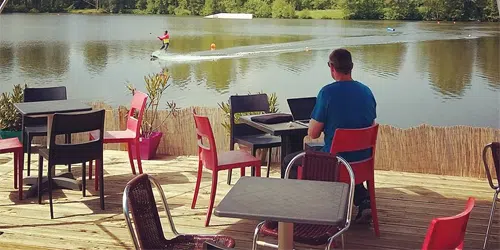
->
[327,62,333,68]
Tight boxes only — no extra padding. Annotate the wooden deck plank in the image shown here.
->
[0,151,498,249]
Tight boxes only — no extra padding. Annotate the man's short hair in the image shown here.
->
[329,49,353,74]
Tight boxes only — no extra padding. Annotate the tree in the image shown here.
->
[341,0,384,19]
[272,0,295,18]
[384,0,420,20]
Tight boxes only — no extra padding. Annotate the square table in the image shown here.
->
[239,115,309,164]
[214,177,349,250]
[14,100,92,198]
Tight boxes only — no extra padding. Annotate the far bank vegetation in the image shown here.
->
[4,0,499,21]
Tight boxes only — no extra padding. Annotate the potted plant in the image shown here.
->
[126,69,179,160]
[0,84,25,141]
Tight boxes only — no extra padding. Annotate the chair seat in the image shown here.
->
[24,124,48,136]
[234,134,281,149]
[305,142,325,150]
[0,138,23,153]
[161,234,235,250]
[216,151,261,170]
[261,221,338,247]
[90,130,136,143]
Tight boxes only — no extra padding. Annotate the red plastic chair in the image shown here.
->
[192,110,262,227]
[89,91,148,190]
[421,197,475,250]
[332,124,379,236]
[0,138,24,200]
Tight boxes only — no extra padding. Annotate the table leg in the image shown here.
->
[280,133,307,165]
[278,222,294,250]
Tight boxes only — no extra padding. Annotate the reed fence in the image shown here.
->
[32,103,499,179]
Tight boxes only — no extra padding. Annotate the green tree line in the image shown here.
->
[4,0,499,21]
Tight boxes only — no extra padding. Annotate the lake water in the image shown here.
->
[0,14,499,128]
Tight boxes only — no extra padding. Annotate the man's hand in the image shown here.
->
[308,119,324,139]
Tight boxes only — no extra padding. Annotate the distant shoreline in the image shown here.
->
[2,8,498,22]
[3,8,346,20]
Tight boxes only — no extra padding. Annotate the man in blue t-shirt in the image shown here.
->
[281,48,377,223]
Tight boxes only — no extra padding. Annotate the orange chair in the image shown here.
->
[421,197,475,250]
[0,138,24,199]
[89,91,148,190]
[192,110,262,227]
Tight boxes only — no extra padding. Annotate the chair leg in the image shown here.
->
[205,171,219,227]
[252,221,265,250]
[82,162,86,197]
[65,134,72,172]
[38,154,43,204]
[48,164,54,219]
[18,150,24,200]
[367,180,380,237]
[99,157,104,210]
[227,169,232,185]
[88,160,93,180]
[88,133,93,180]
[266,148,272,178]
[13,151,18,189]
[127,142,137,175]
[95,160,100,191]
[134,140,143,174]
[27,135,32,176]
[483,190,499,249]
[191,159,203,209]
[251,147,257,176]
[254,164,261,177]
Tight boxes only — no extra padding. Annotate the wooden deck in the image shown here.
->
[0,150,498,249]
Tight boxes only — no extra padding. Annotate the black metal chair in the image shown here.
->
[123,173,236,250]
[22,86,71,176]
[38,109,105,219]
[252,150,355,250]
[482,142,500,249]
[227,94,282,185]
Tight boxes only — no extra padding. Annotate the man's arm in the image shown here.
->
[309,88,327,139]
[308,119,324,139]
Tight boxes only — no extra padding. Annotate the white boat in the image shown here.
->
[204,13,253,20]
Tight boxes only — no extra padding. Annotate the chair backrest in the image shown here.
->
[330,124,379,184]
[421,197,475,250]
[299,150,340,182]
[123,173,179,250]
[126,91,148,138]
[284,152,356,244]
[193,110,218,169]
[23,86,68,126]
[24,86,67,102]
[483,142,500,189]
[229,94,269,149]
[49,109,105,165]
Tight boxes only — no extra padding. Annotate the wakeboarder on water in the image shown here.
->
[158,30,170,51]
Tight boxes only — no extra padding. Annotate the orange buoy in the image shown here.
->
[210,43,216,50]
